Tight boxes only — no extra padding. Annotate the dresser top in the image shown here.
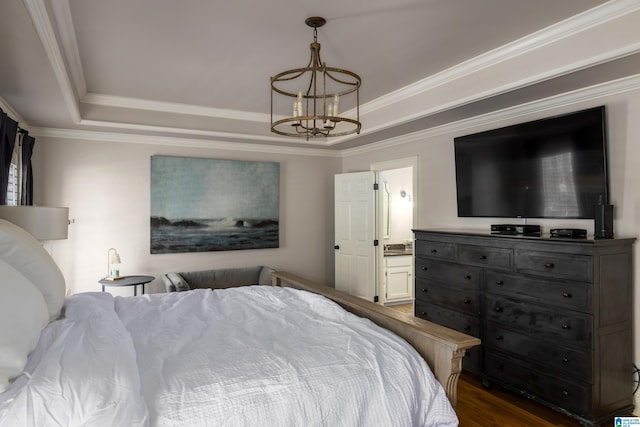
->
[413,228,636,246]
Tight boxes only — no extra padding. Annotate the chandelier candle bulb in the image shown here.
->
[333,94,339,116]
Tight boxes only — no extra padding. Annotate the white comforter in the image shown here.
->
[0,286,457,426]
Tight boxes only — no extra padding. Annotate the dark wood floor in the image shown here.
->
[457,373,615,427]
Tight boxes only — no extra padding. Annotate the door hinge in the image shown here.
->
[374,239,379,246]
[374,296,379,303]
[373,183,379,190]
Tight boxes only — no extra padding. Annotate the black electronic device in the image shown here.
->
[455,106,609,219]
[594,203,614,239]
[491,224,541,235]
[550,228,587,238]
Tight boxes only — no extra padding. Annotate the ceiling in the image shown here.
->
[1,0,637,151]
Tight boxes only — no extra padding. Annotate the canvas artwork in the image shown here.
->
[150,155,280,254]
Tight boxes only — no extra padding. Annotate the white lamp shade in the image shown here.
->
[0,206,69,240]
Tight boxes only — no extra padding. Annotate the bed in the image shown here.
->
[0,219,479,426]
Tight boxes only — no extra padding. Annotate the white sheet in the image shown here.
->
[1,286,457,427]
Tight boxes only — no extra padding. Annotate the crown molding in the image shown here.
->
[0,96,26,124]
[359,0,640,117]
[30,126,342,158]
[342,72,640,158]
[82,93,271,123]
[75,118,329,148]
[23,0,81,123]
[38,0,640,142]
[49,0,86,99]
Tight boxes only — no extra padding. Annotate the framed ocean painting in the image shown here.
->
[150,155,280,254]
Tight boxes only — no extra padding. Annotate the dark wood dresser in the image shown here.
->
[413,228,635,426]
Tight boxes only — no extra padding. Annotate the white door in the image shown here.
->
[334,171,377,302]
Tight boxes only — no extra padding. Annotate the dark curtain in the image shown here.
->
[20,133,35,205]
[0,108,18,205]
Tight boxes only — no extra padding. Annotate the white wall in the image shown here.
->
[33,137,341,295]
[342,87,640,412]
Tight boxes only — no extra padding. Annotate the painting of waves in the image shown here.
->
[150,156,280,254]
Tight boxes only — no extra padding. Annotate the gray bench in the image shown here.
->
[162,266,275,292]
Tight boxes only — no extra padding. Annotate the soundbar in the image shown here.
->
[491,224,541,235]
[550,228,587,238]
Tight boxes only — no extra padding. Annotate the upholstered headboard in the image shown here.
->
[0,219,66,392]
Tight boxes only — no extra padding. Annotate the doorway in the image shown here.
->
[372,157,418,310]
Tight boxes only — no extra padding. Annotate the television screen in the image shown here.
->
[454,106,608,219]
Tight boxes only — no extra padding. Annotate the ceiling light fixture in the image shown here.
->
[270,17,361,139]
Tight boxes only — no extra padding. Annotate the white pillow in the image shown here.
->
[0,219,65,320]
[0,258,49,392]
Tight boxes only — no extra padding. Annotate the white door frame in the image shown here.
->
[371,156,419,305]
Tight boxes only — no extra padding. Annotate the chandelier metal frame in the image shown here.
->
[270,17,361,139]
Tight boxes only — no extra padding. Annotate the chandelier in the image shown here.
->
[270,17,361,139]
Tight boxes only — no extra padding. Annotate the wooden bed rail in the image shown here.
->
[271,271,480,406]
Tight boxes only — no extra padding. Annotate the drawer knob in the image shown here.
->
[561,323,570,330]
[464,326,471,332]
[494,306,504,313]
[495,335,504,341]
[421,288,428,293]
[431,249,438,253]
[420,311,427,316]
[562,390,569,397]
[562,292,572,298]
[495,280,504,286]
[463,298,472,304]
[421,266,428,271]
[495,363,504,370]
[479,255,487,260]
[562,356,569,363]
[544,262,555,269]
[464,274,472,280]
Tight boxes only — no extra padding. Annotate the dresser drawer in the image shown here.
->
[484,349,591,417]
[415,283,480,316]
[415,240,455,261]
[515,249,592,282]
[484,295,592,348]
[414,302,481,374]
[415,258,481,289]
[484,321,591,380]
[486,270,591,312]
[415,300,480,336]
[458,244,512,269]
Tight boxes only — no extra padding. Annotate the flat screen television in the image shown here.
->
[454,106,609,219]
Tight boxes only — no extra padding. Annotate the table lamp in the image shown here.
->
[107,247,122,279]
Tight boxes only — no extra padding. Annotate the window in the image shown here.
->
[6,163,18,205]
[5,136,22,205]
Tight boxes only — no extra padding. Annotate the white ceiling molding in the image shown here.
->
[0,96,26,125]
[22,0,82,123]
[346,40,640,144]
[82,93,271,123]
[30,126,342,158]
[357,0,640,118]
[29,72,640,160]
[49,0,86,99]
[76,118,325,146]
[342,72,640,158]
[26,0,637,147]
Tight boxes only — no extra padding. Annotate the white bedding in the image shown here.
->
[0,286,457,427]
